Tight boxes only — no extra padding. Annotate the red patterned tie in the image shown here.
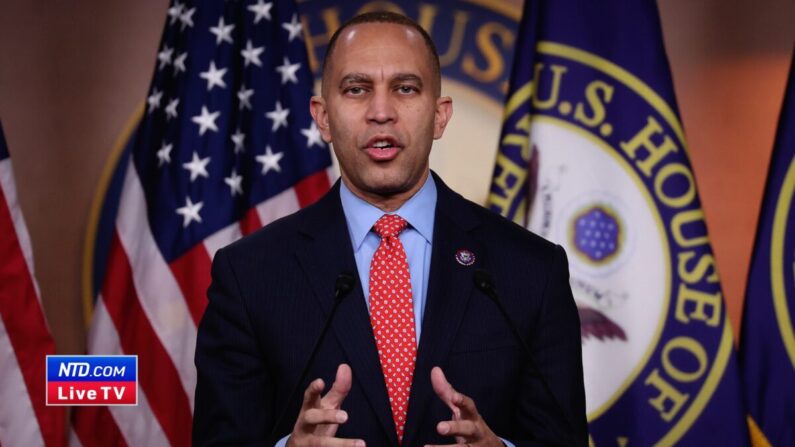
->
[369,214,417,443]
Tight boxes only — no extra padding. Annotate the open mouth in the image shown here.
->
[364,136,401,161]
[371,140,395,149]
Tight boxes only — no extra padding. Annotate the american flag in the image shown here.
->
[71,0,332,445]
[0,122,66,446]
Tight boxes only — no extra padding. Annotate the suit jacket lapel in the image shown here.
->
[294,182,399,446]
[402,174,482,447]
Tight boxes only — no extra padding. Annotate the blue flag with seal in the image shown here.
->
[488,1,750,445]
[740,48,795,447]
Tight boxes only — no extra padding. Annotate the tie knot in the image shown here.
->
[373,214,408,239]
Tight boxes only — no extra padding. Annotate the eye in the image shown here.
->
[397,85,418,95]
[344,86,366,96]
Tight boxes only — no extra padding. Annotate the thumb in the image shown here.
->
[322,363,353,408]
[431,366,462,418]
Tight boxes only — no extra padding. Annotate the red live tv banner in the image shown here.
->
[46,355,138,406]
[47,381,136,405]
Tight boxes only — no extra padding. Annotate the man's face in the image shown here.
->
[310,23,453,207]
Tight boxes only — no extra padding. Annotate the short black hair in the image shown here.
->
[321,11,442,95]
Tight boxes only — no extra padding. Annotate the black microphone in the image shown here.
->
[269,272,356,443]
[473,269,578,445]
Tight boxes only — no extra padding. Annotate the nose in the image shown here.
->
[365,88,397,125]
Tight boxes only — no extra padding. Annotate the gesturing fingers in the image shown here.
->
[290,365,362,446]
[429,367,503,447]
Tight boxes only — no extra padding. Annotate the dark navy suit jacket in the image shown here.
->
[193,173,587,446]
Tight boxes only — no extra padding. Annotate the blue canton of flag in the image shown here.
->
[488,1,750,445]
[73,1,332,446]
[740,47,795,447]
[138,0,330,260]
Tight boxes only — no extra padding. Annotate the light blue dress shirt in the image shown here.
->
[277,174,513,447]
[339,174,436,340]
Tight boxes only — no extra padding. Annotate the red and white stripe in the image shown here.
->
[0,156,65,447]
[72,158,330,446]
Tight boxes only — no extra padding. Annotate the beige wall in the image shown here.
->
[0,0,792,355]
[0,0,170,355]
[659,0,794,335]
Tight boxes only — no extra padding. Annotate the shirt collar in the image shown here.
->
[339,173,437,251]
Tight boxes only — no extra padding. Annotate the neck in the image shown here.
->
[342,170,429,212]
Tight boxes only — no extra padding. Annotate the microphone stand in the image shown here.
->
[269,272,355,444]
[473,269,579,446]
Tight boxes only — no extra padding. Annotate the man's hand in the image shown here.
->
[286,364,365,447]
[426,366,503,447]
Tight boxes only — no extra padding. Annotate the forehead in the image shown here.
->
[329,22,432,78]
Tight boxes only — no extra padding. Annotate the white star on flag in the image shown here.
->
[241,40,264,67]
[182,151,211,182]
[248,0,273,23]
[192,106,220,135]
[276,57,301,85]
[165,98,179,120]
[237,85,254,110]
[231,129,246,153]
[179,7,196,30]
[173,52,188,74]
[282,14,303,42]
[200,61,228,91]
[224,169,244,196]
[167,1,183,25]
[157,45,173,70]
[147,88,163,113]
[301,122,325,148]
[210,16,235,45]
[175,196,203,227]
[157,141,173,166]
[73,0,335,444]
[256,146,284,174]
[265,101,290,131]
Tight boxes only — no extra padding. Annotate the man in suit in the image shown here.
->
[193,11,587,447]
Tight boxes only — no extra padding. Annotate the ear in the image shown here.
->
[309,96,333,143]
[433,96,453,140]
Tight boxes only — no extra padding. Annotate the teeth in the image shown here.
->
[372,140,392,148]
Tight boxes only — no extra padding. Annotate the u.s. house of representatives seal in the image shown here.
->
[489,42,735,446]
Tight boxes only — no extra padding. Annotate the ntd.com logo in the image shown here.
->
[46,355,137,406]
